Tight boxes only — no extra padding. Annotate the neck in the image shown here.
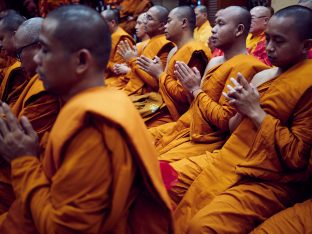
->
[223,40,248,61]
[112,26,118,33]
[140,34,149,42]
[174,32,193,49]
[61,71,104,102]
[197,20,206,28]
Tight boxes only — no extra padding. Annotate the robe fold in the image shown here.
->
[123,34,175,95]
[150,54,269,162]
[0,61,28,107]
[0,87,174,234]
[172,59,312,233]
[0,74,61,215]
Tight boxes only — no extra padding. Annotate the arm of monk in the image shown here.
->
[255,89,312,170]
[10,124,135,233]
[128,46,171,90]
[107,37,134,73]
[160,52,207,104]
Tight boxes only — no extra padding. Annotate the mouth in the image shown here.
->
[36,68,45,81]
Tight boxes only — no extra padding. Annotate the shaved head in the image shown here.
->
[195,5,207,14]
[223,6,251,36]
[273,5,312,40]
[15,17,43,46]
[298,0,312,9]
[46,5,111,70]
[171,6,196,30]
[0,11,25,33]
[152,5,170,23]
[250,6,271,17]
[101,9,119,23]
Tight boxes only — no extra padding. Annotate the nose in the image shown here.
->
[211,25,217,34]
[266,40,274,52]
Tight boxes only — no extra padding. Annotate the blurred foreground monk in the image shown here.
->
[118,5,175,95]
[247,6,272,65]
[0,17,61,216]
[149,6,269,162]
[0,11,27,107]
[135,6,210,127]
[101,9,134,86]
[298,0,312,59]
[0,5,174,233]
[172,6,312,233]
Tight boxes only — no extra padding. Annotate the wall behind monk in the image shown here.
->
[152,0,178,9]
[271,0,297,11]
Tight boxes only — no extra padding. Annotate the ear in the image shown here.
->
[181,18,187,29]
[302,38,312,56]
[235,24,245,37]
[159,21,166,31]
[75,49,92,75]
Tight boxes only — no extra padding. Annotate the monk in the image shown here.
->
[0,5,174,233]
[136,6,211,127]
[118,5,175,95]
[172,5,312,233]
[247,6,272,65]
[110,13,149,88]
[149,6,269,162]
[0,17,61,216]
[251,198,312,233]
[0,11,27,107]
[101,9,134,87]
[193,5,212,47]
[298,0,312,58]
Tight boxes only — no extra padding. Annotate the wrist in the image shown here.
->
[249,108,267,128]
[191,87,202,97]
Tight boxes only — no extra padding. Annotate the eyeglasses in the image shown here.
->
[16,41,39,60]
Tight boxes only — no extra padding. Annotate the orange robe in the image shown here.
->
[193,20,212,46]
[172,59,312,233]
[247,32,271,66]
[150,54,269,162]
[251,198,312,233]
[39,0,71,17]
[0,74,61,215]
[105,26,134,87]
[144,40,211,128]
[123,34,175,95]
[0,61,28,107]
[0,87,174,234]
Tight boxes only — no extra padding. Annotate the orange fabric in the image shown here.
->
[193,20,212,46]
[246,32,271,66]
[0,61,28,107]
[251,198,312,233]
[39,0,71,17]
[150,54,269,162]
[0,87,174,233]
[123,34,175,95]
[172,59,312,233]
[105,26,134,86]
[159,40,211,121]
[0,74,61,215]
[0,54,15,82]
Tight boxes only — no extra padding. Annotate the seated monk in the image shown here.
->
[101,9,134,88]
[0,17,62,217]
[109,12,150,89]
[0,5,174,233]
[118,5,175,96]
[0,11,28,107]
[193,5,212,47]
[135,6,211,127]
[171,5,312,233]
[149,6,269,163]
[247,6,272,66]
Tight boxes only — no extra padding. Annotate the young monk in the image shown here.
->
[0,11,27,106]
[135,6,211,127]
[101,9,134,85]
[0,5,174,233]
[118,5,175,95]
[172,5,312,233]
[0,17,61,216]
[149,6,269,162]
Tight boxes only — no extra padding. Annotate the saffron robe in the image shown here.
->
[0,74,61,215]
[0,61,28,107]
[193,20,212,46]
[149,54,269,162]
[173,59,312,233]
[0,87,174,234]
[251,198,312,233]
[123,34,174,95]
[247,32,271,66]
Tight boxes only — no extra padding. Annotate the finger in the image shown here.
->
[222,91,232,100]
[0,115,9,137]
[230,77,241,88]
[2,103,20,131]
[154,56,160,63]
[237,73,250,90]
[124,40,131,51]
[20,116,37,139]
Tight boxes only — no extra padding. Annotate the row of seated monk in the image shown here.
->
[0,0,311,233]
